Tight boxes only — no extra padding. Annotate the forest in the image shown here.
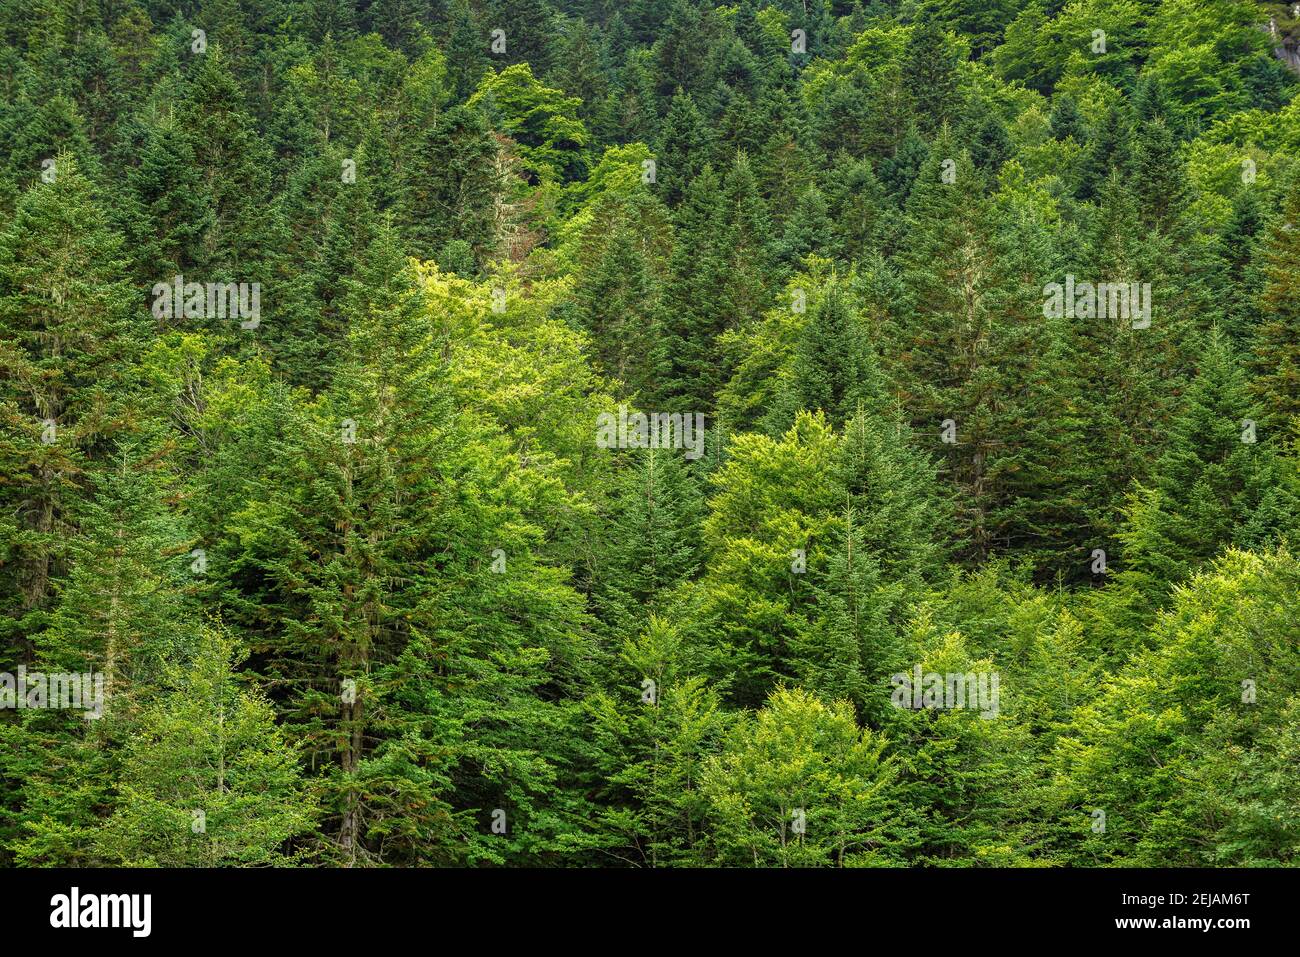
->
[0,0,1299,869]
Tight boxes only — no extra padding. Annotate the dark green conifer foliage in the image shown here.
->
[592,448,704,640]
[767,281,881,432]
[398,104,500,263]
[1118,332,1299,610]
[656,91,711,207]
[659,164,727,408]
[1251,176,1300,433]
[0,155,137,666]
[902,18,959,134]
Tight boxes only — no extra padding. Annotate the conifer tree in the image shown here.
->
[701,687,904,867]
[891,624,1043,865]
[398,104,501,264]
[122,119,213,284]
[791,508,902,725]
[93,625,318,866]
[1250,176,1300,434]
[656,91,711,207]
[1,430,195,866]
[717,153,773,332]
[222,224,591,865]
[773,186,838,271]
[658,163,727,408]
[444,0,494,101]
[592,447,704,640]
[1077,104,1132,203]
[1021,171,1188,579]
[0,155,137,667]
[588,617,726,867]
[891,144,1008,558]
[1117,332,1299,611]
[172,48,275,277]
[767,281,881,432]
[572,197,671,401]
[902,18,959,133]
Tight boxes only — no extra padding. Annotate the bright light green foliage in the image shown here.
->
[469,63,589,182]
[93,625,318,867]
[696,413,840,706]
[588,617,728,867]
[1056,550,1300,865]
[701,687,906,867]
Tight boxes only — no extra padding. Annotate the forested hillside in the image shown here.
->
[1,0,1299,868]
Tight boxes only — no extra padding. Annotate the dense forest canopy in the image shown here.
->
[1,0,1299,868]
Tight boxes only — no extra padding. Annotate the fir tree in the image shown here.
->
[93,625,319,866]
[0,155,137,667]
[1250,176,1300,434]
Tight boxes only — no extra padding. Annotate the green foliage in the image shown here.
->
[93,625,318,866]
[701,687,906,867]
[469,63,589,182]
[2,0,1298,871]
